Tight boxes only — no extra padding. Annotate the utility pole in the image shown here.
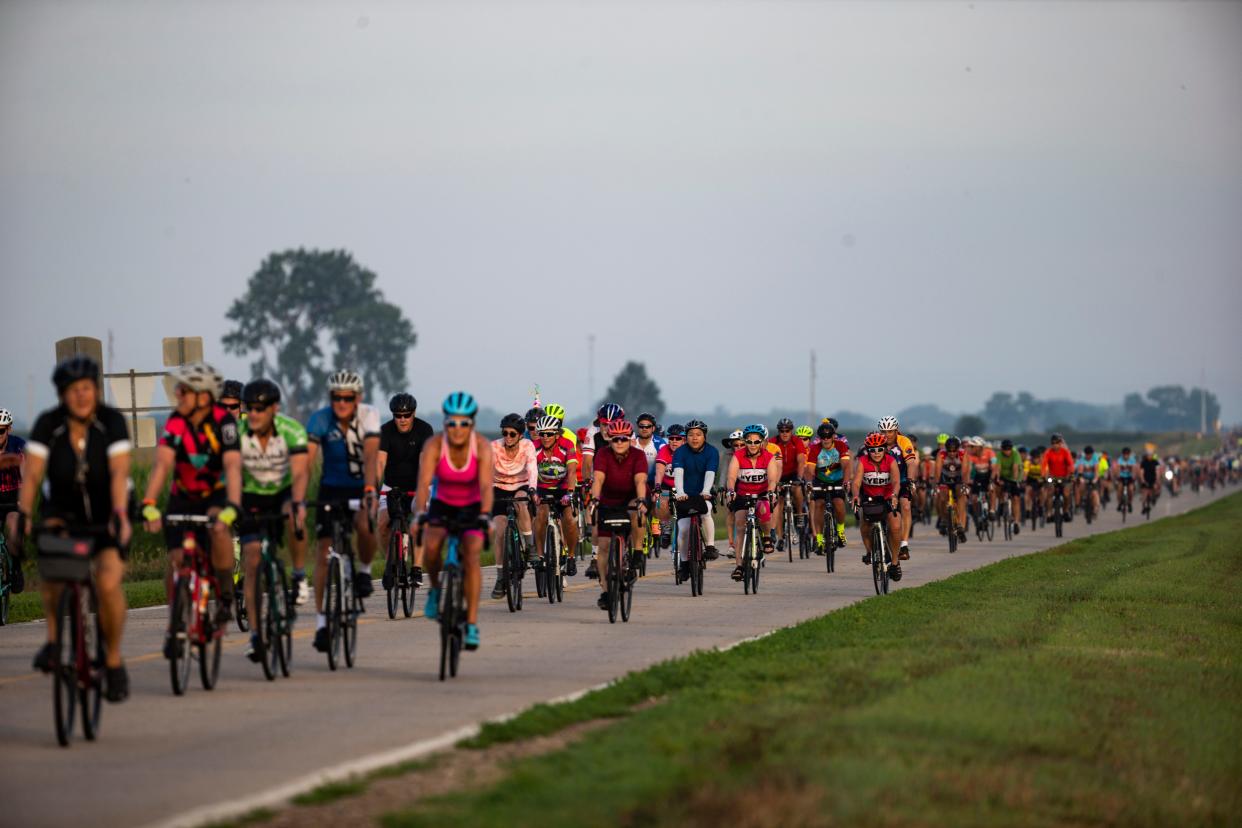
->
[809,349,816,424]
[1200,362,1206,435]
[587,334,596,410]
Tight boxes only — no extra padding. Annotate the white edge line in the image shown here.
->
[146,632,768,828]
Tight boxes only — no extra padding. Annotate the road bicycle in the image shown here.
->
[232,534,248,633]
[1080,479,1097,525]
[677,495,709,597]
[36,525,106,747]
[997,486,1014,541]
[856,501,894,595]
[777,481,798,563]
[1117,479,1134,523]
[970,480,994,543]
[383,491,418,619]
[736,495,767,595]
[943,485,965,554]
[572,488,592,562]
[309,500,365,671]
[164,514,224,695]
[596,502,643,623]
[1049,480,1069,538]
[535,491,567,605]
[415,514,485,681]
[499,494,528,613]
[812,485,845,573]
[0,503,17,626]
[243,510,297,681]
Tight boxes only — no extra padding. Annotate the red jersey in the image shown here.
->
[159,405,240,500]
[536,437,577,490]
[1043,446,1074,479]
[858,452,899,498]
[772,435,807,478]
[937,449,966,483]
[593,445,647,506]
[655,444,675,489]
[733,448,773,496]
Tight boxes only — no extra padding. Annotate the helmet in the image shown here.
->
[327,370,363,392]
[1050,432,1064,443]
[0,409,11,427]
[442,391,478,417]
[534,415,562,433]
[821,417,840,433]
[636,411,657,426]
[525,407,545,422]
[877,415,899,431]
[1083,444,1094,454]
[597,403,624,423]
[500,413,525,433]
[389,393,416,414]
[654,424,665,437]
[685,419,708,434]
[608,419,634,438]
[863,432,887,449]
[742,424,765,437]
[795,425,813,438]
[221,380,244,400]
[921,446,933,457]
[760,424,770,439]
[52,355,101,394]
[937,432,949,445]
[777,417,794,430]
[544,403,566,421]
[666,423,686,438]
[1121,446,1132,453]
[1001,439,1013,450]
[728,429,743,441]
[945,436,961,451]
[242,379,281,406]
[1017,445,1028,453]
[816,423,835,439]
[168,361,223,399]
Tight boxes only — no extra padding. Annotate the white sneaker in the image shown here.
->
[295,577,310,606]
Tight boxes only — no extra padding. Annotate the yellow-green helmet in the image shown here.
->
[544,403,566,422]
[795,425,813,439]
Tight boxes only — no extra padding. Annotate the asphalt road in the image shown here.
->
[0,486,1229,827]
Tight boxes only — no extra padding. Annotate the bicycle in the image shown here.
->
[35,525,106,747]
[1117,479,1134,523]
[678,495,709,597]
[856,501,894,595]
[970,481,994,542]
[383,491,418,619]
[1080,479,1097,525]
[164,514,225,696]
[595,504,641,623]
[244,510,297,681]
[997,489,1013,541]
[536,491,567,605]
[778,481,798,563]
[736,496,767,595]
[415,513,486,681]
[1049,480,1068,538]
[813,485,844,573]
[572,488,592,562]
[943,485,963,554]
[308,500,365,671]
[232,534,248,633]
[499,494,527,613]
[0,503,17,626]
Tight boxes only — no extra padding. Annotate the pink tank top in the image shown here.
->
[435,435,481,507]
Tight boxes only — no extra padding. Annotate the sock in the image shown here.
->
[316,613,326,629]
[215,570,234,600]
[293,567,306,579]
[522,533,535,555]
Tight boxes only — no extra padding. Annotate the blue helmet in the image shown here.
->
[442,391,478,417]
[742,423,765,437]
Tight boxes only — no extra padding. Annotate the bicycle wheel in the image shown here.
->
[438,567,456,681]
[948,518,958,553]
[553,532,565,604]
[399,548,414,617]
[985,512,995,542]
[544,528,558,605]
[235,571,249,633]
[688,521,702,597]
[343,561,358,669]
[1054,500,1064,537]
[385,533,400,619]
[1003,508,1012,541]
[199,579,222,691]
[825,512,836,573]
[620,548,634,622]
[325,557,341,670]
[785,503,794,563]
[607,538,620,623]
[255,562,276,681]
[505,531,522,613]
[0,552,10,626]
[53,587,77,747]
[274,562,292,677]
[169,577,192,696]
[743,527,755,595]
[80,588,103,741]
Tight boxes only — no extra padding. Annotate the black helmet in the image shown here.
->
[242,379,281,406]
[221,380,244,401]
[525,407,544,422]
[501,413,526,432]
[816,423,835,439]
[1001,439,1013,450]
[945,436,961,451]
[777,417,794,430]
[685,419,708,434]
[636,412,656,426]
[822,417,839,434]
[666,423,686,438]
[389,393,416,414]
[53,355,101,394]
[1121,446,1132,453]
[1083,445,1094,454]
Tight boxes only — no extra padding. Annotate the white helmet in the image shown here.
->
[534,414,562,433]
[168,361,223,399]
[327,370,363,393]
[973,436,986,447]
[0,408,11,427]
[877,415,899,431]
[728,429,743,441]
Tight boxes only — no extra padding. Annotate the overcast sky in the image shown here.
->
[2,0,1240,426]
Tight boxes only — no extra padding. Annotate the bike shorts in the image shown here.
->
[595,503,636,537]
[898,480,914,501]
[379,489,416,519]
[240,489,291,545]
[779,472,801,484]
[491,487,536,519]
[426,498,485,539]
[315,485,362,537]
[536,488,572,517]
[1026,477,1043,490]
[969,476,992,495]
[810,485,847,502]
[677,494,711,517]
[730,494,771,522]
[999,480,1022,497]
[165,491,227,549]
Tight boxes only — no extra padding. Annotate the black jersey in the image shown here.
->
[27,404,131,522]
[379,417,434,490]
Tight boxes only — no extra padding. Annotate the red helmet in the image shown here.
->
[608,419,634,438]
[863,431,887,449]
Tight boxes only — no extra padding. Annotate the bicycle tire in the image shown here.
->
[199,579,222,691]
[53,587,77,747]
[785,499,794,563]
[343,559,358,669]
[385,533,400,619]
[169,577,193,696]
[235,572,249,633]
[948,522,958,554]
[0,551,10,626]
[1054,499,1064,538]
[554,537,565,603]
[621,549,634,622]
[688,520,702,597]
[275,561,292,677]
[80,587,103,741]
[871,526,884,595]
[438,566,456,681]
[607,537,619,623]
[985,513,995,542]
[505,529,522,613]
[545,527,558,605]
[400,549,413,618]
[325,557,341,670]
[256,562,276,681]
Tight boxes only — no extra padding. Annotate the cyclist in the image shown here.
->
[140,361,242,655]
[1025,446,1045,518]
[377,393,434,590]
[581,402,625,579]
[587,419,648,610]
[877,416,918,560]
[795,425,814,442]
[653,423,682,550]
[934,436,968,542]
[995,438,1023,534]
[725,424,778,581]
[219,380,244,418]
[1041,433,1075,520]
[1113,446,1138,511]
[542,403,578,447]
[533,413,579,577]
[852,432,903,580]
[21,357,133,702]
[1075,445,1104,515]
[964,436,997,524]
[489,412,537,598]
[0,408,26,590]
[803,420,851,552]
[415,392,493,649]
[770,418,808,553]
[236,379,309,662]
[305,370,381,654]
[918,446,936,514]
[523,407,546,443]
[672,419,721,579]
[1138,450,1162,514]
[633,412,667,540]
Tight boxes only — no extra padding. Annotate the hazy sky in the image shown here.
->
[3,0,1240,425]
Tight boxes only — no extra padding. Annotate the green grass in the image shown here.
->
[5,577,166,625]
[291,778,369,806]
[383,492,1242,828]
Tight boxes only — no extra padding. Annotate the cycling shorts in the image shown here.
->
[898,480,914,500]
[810,484,847,502]
[595,503,636,537]
[730,494,771,522]
[425,498,485,539]
[537,489,573,516]
[315,484,362,537]
[858,495,893,522]
[165,491,227,550]
[970,476,992,495]
[240,488,291,545]
[379,489,416,520]
[998,480,1022,497]
[491,487,536,519]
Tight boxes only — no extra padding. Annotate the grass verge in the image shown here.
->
[384,492,1242,827]
[5,578,166,625]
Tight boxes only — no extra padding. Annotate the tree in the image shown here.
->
[954,414,986,436]
[222,248,415,419]
[599,362,666,421]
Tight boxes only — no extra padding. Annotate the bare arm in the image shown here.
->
[477,434,494,515]
[726,456,739,490]
[363,435,380,492]
[290,452,310,503]
[376,450,388,491]
[413,436,441,516]
[18,454,46,521]
[223,450,243,506]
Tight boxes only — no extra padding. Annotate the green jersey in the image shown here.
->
[239,413,308,496]
[996,449,1021,481]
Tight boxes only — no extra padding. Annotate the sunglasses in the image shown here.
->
[538,430,559,438]
[502,429,521,438]
[867,447,887,453]
[331,394,357,403]
[0,428,8,436]
[744,439,763,445]
[444,418,473,429]
[610,437,630,444]
[223,403,241,412]
[668,436,685,442]
[245,403,269,414]
[777,427,792,433]
[638,423,654,428]
[393,411,413,420]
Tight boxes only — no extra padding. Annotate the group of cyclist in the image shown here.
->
[4,355,1239,705]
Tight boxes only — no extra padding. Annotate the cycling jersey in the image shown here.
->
[0,434,26,501]
[306,403,381,489]
[807,439,847,484]
[672,443,720,496]
[1076,454,1103,479]
[159,406,241,500]
[771,435,807,479]
[733,449,773,496]
[996,449,1022,481]
[634,435,668,482]
[654,443,675,489]
[535,437,577,490]
[858,452,898,498]
[938,449,965,484]
[887,434,917,482]
[239,414,308,496]
[1025,459,1043,480]
[1114,455,1137,478]
[969,448,996,478]
[1043,446,1074,479]
[491,438,537,491]
[26,405,130,521]
[1139,457,1160,484]
[593,444,647,506]
[379,417,434,491]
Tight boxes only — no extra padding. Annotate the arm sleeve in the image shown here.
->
[673,468,685,495]
[104,408,132,457]
[362,405,382,437]
[701,470,716,495]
